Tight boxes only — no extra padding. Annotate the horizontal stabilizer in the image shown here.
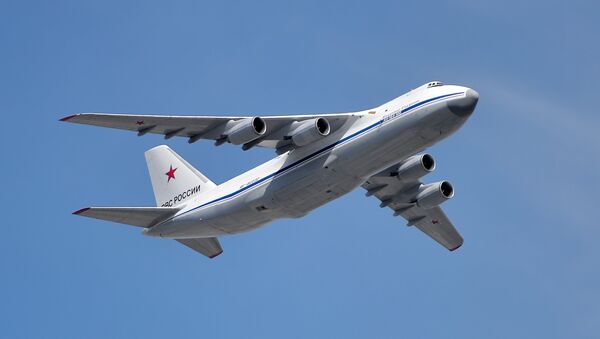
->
[176,238,223,258]
[73,207,181,228]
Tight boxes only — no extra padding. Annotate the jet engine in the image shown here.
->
[394,154,436,180]
[290,118,331,146]
[227,117,267,145]
[415,180,454,209]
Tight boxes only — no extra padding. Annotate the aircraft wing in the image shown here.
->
[73,207,181,228]
[362,172,463,251]
[60,112,359,152]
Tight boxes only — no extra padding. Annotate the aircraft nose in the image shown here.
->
[447,89,479,117]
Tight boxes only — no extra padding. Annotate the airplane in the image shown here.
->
[61,81,479,258]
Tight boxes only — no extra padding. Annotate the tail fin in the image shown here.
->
[145,145,216,207]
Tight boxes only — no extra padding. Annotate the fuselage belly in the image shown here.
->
[147,85,472,239]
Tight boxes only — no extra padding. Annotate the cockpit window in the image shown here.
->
[427,81,444,88]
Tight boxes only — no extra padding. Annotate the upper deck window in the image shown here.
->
[427,81,444,88]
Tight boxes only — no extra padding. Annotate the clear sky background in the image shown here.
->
[1,0,599,338]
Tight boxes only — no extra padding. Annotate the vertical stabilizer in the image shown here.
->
[145,145,216,207]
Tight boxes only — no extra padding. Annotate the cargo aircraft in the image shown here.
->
[61,81,479,258]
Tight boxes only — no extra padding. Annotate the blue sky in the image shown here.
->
[1,0,599,338]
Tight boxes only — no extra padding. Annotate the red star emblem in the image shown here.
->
[165,165,177,182]
[432,219,439,224]
[136,120,145,125]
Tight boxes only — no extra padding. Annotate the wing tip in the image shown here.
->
[208,250,223,259]
[59,114,78,122]
[73,207,90,215]
[449,242,463,251]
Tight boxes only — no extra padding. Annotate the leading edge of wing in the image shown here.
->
[59,112,360,151]
[59,111,359,122]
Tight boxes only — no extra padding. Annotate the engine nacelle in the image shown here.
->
[227,117,267,145]
[415,180,454,209]
[394,154,436,180]
[290,118,331,146]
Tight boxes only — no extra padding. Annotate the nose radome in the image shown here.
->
[447,89,479,117]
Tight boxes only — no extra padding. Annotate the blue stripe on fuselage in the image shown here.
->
[163,91,463,222]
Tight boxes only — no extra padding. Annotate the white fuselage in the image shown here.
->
[145,84,474,239]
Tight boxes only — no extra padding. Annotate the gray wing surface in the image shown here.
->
[401,206,463,251]
[60,112,357,150]
[362,171,463,251]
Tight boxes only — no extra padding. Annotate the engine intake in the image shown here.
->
[227,117,267,145]
[290,117,331,146]
[394,154,436,180]
[415,180,454,209]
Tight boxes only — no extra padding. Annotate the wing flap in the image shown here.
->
[73,207,181,228]
[176,238,223,258]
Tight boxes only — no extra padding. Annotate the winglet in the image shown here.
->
[59,114,78,122]
[73,207,90,215]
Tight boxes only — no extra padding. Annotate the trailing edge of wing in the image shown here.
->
[73,207,181,228]
[176,238,223,258]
